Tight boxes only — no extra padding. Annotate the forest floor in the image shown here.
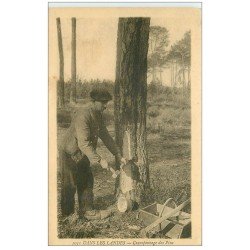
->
[56,101,191,239]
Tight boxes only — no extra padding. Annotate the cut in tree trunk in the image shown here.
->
[56,17,65,108]
[70,17,77,104]
[114,17,150,204]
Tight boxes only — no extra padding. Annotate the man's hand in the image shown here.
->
[120,157,127,165]
[89,153,102,168]
[100,159,109,169]
[100,158,119,178]
[115,153,127,166]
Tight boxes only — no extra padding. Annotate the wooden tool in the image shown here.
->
[139,198,191,238]
[100,158,120,178]
[108,167,120,179]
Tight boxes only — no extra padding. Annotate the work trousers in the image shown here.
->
[60,151,94,217]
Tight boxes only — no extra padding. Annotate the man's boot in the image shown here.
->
[84,209,112,220]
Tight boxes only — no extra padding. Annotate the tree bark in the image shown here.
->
[70,17,77,104]
[56,17,65,108]
[114,18,150,203]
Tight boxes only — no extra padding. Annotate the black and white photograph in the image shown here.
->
[48,4,201,245]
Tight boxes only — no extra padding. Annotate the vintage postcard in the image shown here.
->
[49,3,201,246]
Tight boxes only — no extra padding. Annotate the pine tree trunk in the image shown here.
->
[114,17,150,203]
[174,61,177,87]
[188,66,191,87]
[181,57,185,101]
[152,67,156,82]
[182,56,186,89]
[171,62,173,87]
[56,17,65,108]
[182,67,186,89]
[70,17,77,104]
[159,68,162,84]
[171,61,175,100]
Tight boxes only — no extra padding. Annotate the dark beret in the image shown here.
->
[90,87,112,102]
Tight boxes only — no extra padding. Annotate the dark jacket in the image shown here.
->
[61,103,119,164]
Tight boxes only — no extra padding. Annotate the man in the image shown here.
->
[59,87,124,220]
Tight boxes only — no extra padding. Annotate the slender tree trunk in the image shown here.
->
[171,62,173,87]
[181,56,185,101]
[70,17,77,104]
[56,17,65,108]
[188,66,191,87]
[159,68,162,84]
[182,67,186,89]
[171,61,175,100]
[152,66,156,82]
[170,63,172,87]
[114,17,150,204]
[182,55,186,89]
[174,61,177,87]
[149,40,154,83]
[149,37,156,83]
